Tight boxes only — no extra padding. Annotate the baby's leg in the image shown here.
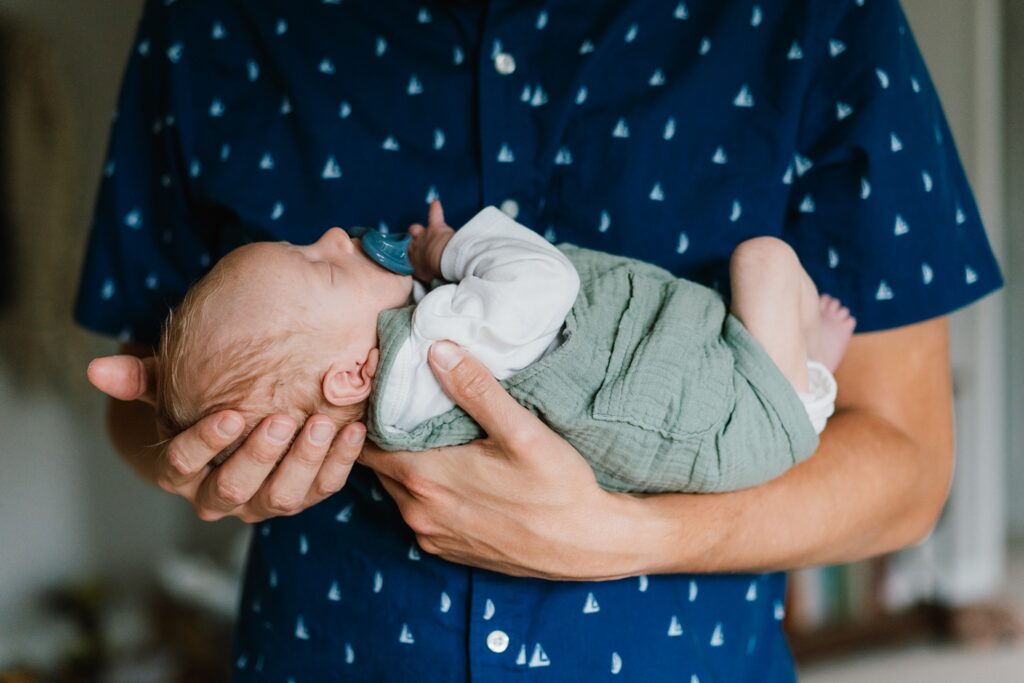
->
[729,237,815,391]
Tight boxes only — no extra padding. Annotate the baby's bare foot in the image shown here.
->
[814,295,856,372]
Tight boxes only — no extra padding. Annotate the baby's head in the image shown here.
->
[156,227,409,452]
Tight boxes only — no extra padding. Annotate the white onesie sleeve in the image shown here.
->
[376,206,580,433]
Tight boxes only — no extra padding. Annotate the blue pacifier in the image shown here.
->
[350,226,414,276]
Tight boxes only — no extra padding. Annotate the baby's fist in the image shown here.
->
[408,200,454,283]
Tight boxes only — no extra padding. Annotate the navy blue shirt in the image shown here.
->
[76,1,1002,680]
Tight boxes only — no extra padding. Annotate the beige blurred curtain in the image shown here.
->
[0,15,89,394]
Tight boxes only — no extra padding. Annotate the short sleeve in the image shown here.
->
[782,0,1002,332]
[74,0,211,346]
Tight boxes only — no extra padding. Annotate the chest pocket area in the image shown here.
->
[591,270,734,440]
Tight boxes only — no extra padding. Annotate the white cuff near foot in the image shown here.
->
[798,361,837,434]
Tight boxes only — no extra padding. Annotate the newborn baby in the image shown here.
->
[157,202,855,493]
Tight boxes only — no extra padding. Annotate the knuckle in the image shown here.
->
[267,491,302,515]
[194,505,224,523]
[404,475,438,501]
[237,510,265,524]
[315,477,345,499]
[215,479,249,507]
[404,509,433,535]
[155,473,179,494]
[455,368,492,401]
[415,535,439,556]
[164,445,193,477]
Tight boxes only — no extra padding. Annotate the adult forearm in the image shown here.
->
[623,406,951,574]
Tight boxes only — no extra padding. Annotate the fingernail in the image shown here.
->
[217,414,244,437]
[431,341,463,371]
[310,422,334,445]
[267,419,294,444]
[346,424,365,445]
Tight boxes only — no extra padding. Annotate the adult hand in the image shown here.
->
[88,350,365,523]
[359,341,654,580]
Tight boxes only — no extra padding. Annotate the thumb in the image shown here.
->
[428,341,540,449]
[87,354,157,405]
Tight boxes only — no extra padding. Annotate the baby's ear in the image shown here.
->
[322,358,373,407]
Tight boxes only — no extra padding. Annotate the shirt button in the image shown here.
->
[494,52,516,75]
[499,199,520,219]
[486,630,510,653]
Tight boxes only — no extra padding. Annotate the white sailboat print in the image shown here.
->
[328,581,341,601]
[689,579,698,602]
[745,581,758,601]
[668,615,683,636]
[598,210,611,233]
[582,592,601,614]
[335,503,353,522]
[710,622,725,647]
[612,118,630,138]
[528,643,551,668]
[828,248,839,269]
[344,642,355,664]
[894,214,910,236]
[638,575,649,592]
[373,570,383,593]
[483,598,496,620]
[611,652,623,674]
[440,591,451,613]
[399,623,415,644]
[322,155,342,179]
[676,232,690,255]
[295,615,310,640]
[922,263,934,285]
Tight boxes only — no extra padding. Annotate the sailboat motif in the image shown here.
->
[138,39,150,57]
[649,182,665,201]
[782,164,794,185]
[965,266,978,284]
[276,19,288,35]
[167,43,184,63]
[295,616,311,640]
[956,206,967,225]
[247,60,260,82]
[583,592,601,614]
[794,154,813,176]
[829,39,846,57]
[515,645,527,665]
[774,600,786,621]
[579,40,595,55]
[299,534,309,555]
[269,569,278,588]
[498,144,515,163]
[124,209,142,229]
[667,615,683,636]
[921,263,934,285]
[890,132,903,153]
[709,622,724,647]
[699,37,712,55]
[433,129,445,150]
[638,575,649,592]
[712,146,728,164]
[876,68,891,89]
[373,570,383,593]
[322,155,342,179]
[453,46,465,65]
[209,98,225,117]
[335,503,353,522]
[911,76,921,93]
[319,58,336,75]
[236,653,247,670]
[663,117,676,140]
[328,581,341,601]
[544,227,557,244]
[220,143,231,161]
[875,280,894,301]
[745,581,758,601]
[688,579,698,602]
[483,598,496,620]
[612,118,630,138]
[212,21,226,40]
[836,101,853,120]
[344,642,355,664]
[144,273,159,290]
[189,159,202,178]
[370,485,384,501]
[674,2,689,20]
[536,10,548,29]
[521,84,532,102]
[799,194,815,213]
[418,7,432,23]
[894,214,909,236]
[529,643,551,668]
[649,69,666,86]
[425,185,440,203]
[382,135,400,151]
[922,171,933,192]
[751,5,763,27]
[554,147,573,165]
[576,86,588,105]
[407,74,423,95]
[733,84,754,107]
[531,85,548,107]
[676,232,690,255]
[440,591,451,613]
[104,160,116,177]
[375,36,388,57]
[611,652,623,674]
[399,623,415,644]
[828,248,839,269]
[729,200,742,222]
[691,676,700,683]
[861,177,872,200]
[787,42,803,60]
[598,210,611,233]
[101,279,115,300]
[260,152,275,170]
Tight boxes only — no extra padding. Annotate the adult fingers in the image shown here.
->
[427,341,543,451]
[408,223,425,237]
[87,354,157,405]
[156,410,245,493]
[304,421,365,504]
[358,442,419,488]
[244,415,337,519]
